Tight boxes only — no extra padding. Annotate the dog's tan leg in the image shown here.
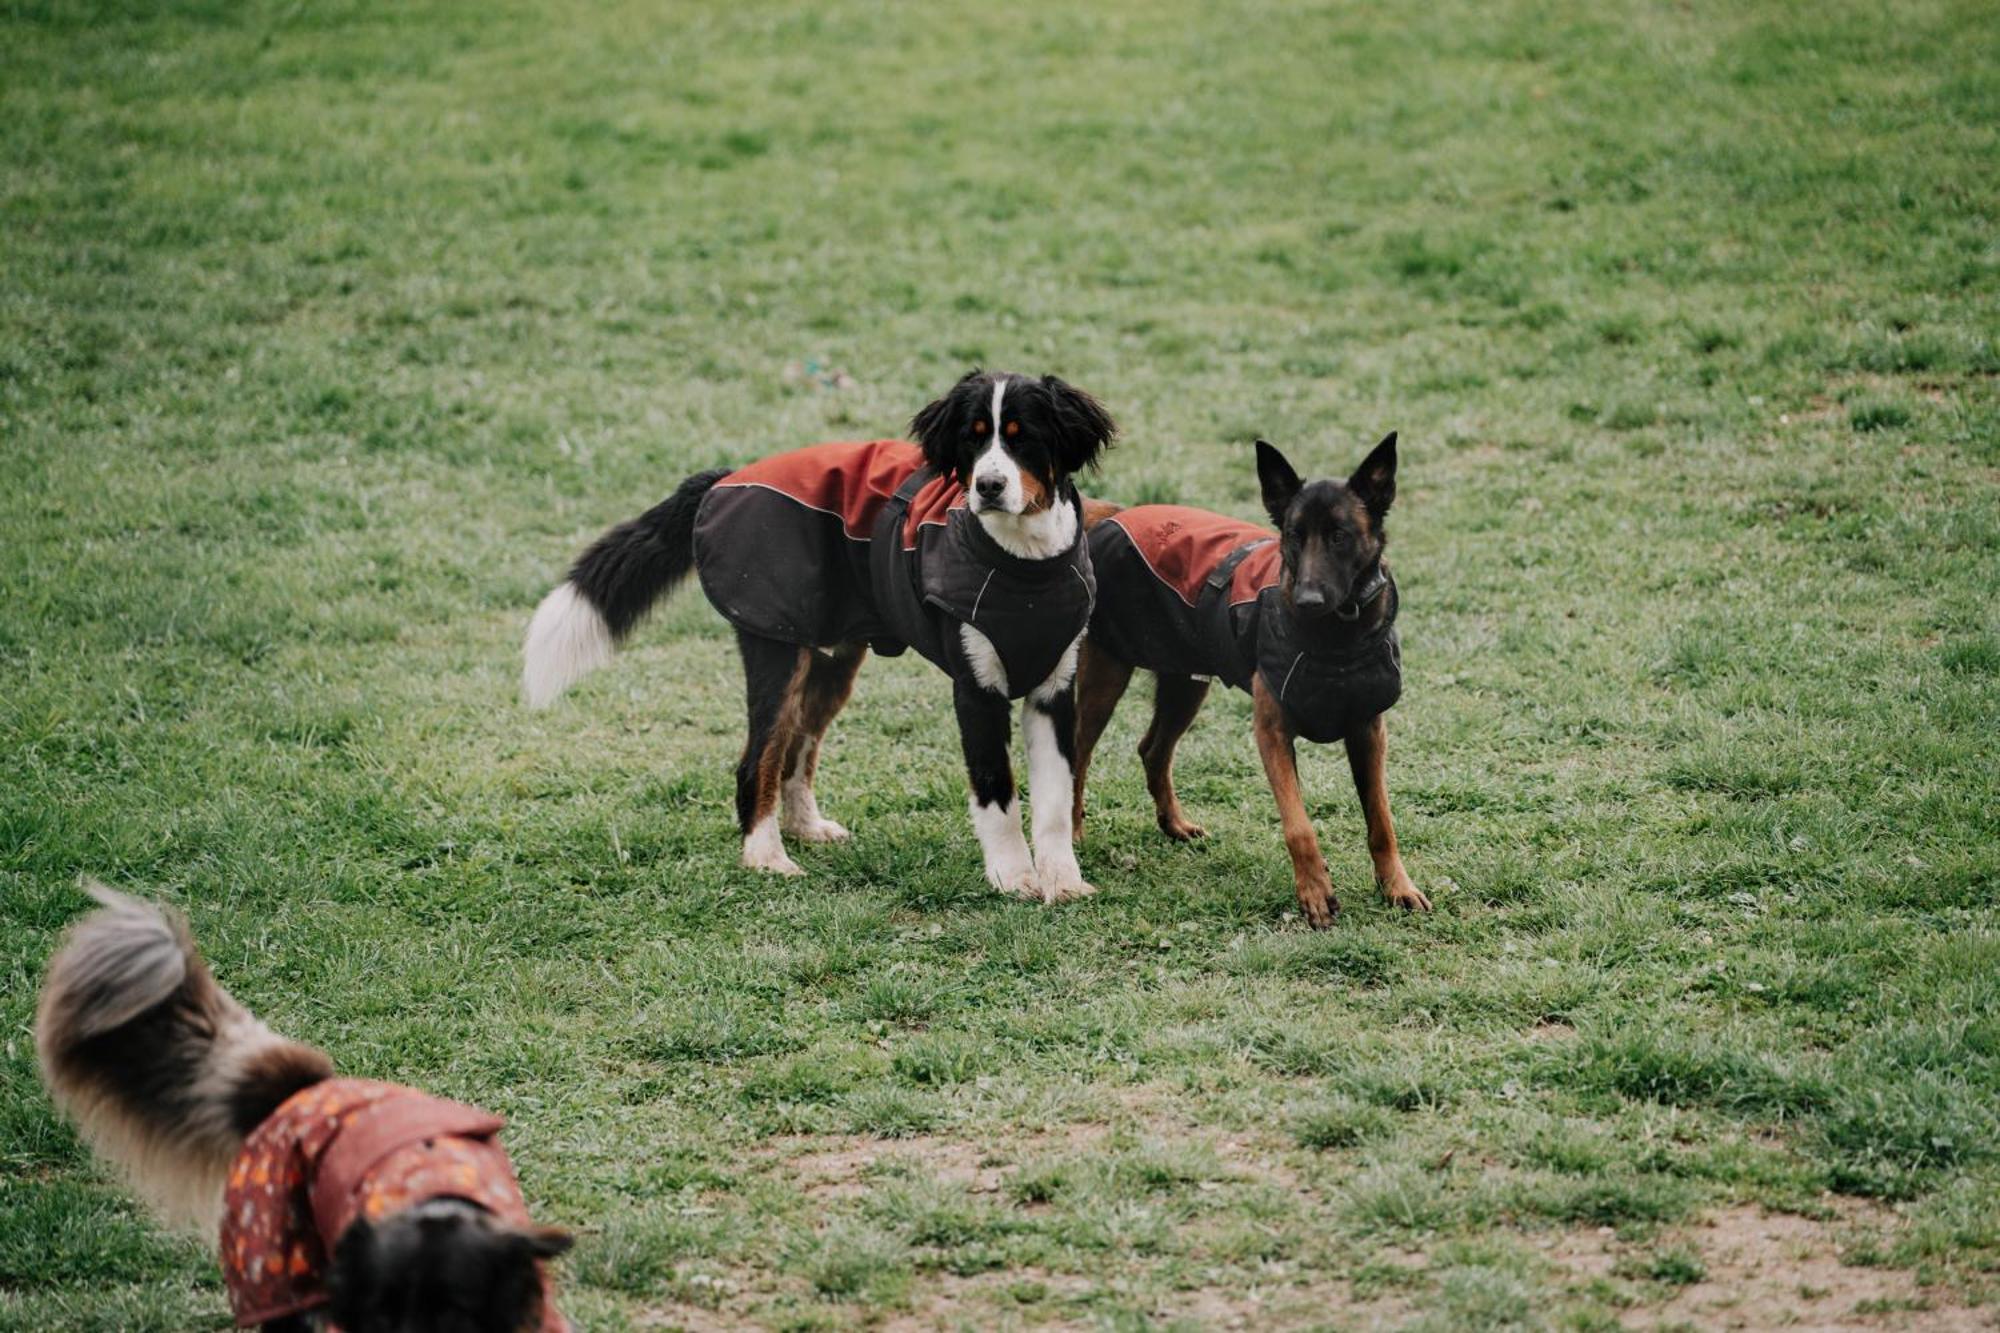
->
[780,643,867,843]
[1253,675,1337,928]
[1344,712,1429,911]
[1069,640,1134,839]
[1139,673,1210,841]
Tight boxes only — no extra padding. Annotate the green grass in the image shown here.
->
[3,0,1996,1328]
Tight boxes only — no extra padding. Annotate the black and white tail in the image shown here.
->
[521,467,730,708]
[35,882,333,1234]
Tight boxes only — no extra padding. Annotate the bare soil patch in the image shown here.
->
[1547,1199,1993,1331]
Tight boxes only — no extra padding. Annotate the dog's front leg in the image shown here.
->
[1344,713,1430,911]
[1252,675,1338,928]
[1024,680,1094,903]
[954,677,1037,897]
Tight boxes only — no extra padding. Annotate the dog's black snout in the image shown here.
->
[974,474,1006,503]
[1293,587,1328,614]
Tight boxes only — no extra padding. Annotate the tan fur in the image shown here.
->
[1080,496,1124,530]
[35,881,330,1236]
[1251,677,1339,928]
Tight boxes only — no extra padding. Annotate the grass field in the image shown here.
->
[3,0,1997,1328]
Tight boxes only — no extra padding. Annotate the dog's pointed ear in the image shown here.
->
[909,370,982,473]
[1348,432,1397,522]
[1042,375,1116,474]
[505,1223,575,1260]
[1255,439,1302,526]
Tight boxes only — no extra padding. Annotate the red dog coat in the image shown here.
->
[220,1078,565,1331]
[693,439,1095,697]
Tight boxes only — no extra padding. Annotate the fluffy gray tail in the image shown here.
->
[35,881,333,1235]
[520,467,729,708]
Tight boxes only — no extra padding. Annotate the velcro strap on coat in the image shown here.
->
[1203,540,1269,595]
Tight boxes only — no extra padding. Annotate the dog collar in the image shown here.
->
[1332,563,1390,621]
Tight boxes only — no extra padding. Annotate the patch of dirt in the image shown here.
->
[877,1269,1095,1332]
[1160,1274,1414,1332]
[765,1123,1115,1198]
[635,1301,761,1332]
[1546,1199,1993,1331]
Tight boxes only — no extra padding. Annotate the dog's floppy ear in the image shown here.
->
[908,370,983,474]
[1042,375,1116,474]
[508,1224,576,1260]
[1348,432,1397,522]
[1255,439,1302,526]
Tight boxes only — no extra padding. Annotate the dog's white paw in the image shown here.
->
[742,821,805,876]
[784,816,850,844]
[984,855,1041,899]
[1033,855,1096,904]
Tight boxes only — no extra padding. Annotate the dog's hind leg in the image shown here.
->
[780,643,866,843]
[1069,641,1133,840]
[1139,673,1211,841]
[735,630,809,875]
[1343,712,1430,911]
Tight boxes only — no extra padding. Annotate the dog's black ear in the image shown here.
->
[1348,432,1397,522]
[508,1223,576,1260]
[324,1216,379,1327]
[1042,375,1116,474]
[1255,439,1302,526]
[909,370,983,473]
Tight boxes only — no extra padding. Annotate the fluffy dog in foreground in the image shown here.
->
[36,883,572,1332]
[1072,435,1430,927]
[522,370,1116,900]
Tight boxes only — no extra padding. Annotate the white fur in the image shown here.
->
[966,377,1079,561]
[976,496,1077,562]
[1022,701,1092,902]
[959,623,1010,695]
[521,581,613,708]
[742,813,803,875]
[1030,632,1084,703]
[780,740,848,842]
[970,795,1038,896]
[970,381,1026,516]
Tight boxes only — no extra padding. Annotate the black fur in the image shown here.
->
[734,629,804,833]
[953,678,1016,811]
[569,467,730,640]
[1255,435,1396,617]
[327,1200,571,1333]
[909,369,1116,498]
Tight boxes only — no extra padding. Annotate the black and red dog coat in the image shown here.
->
[693,439,1095,697]
[1087,504,1401,743]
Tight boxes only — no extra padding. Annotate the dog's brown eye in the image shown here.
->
[1004,421,1020,438]
[972,420,988,436]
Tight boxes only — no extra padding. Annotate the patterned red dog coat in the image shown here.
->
[220,1078,565,1331]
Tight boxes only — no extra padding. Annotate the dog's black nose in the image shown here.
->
[975,475,1006,503]
[1294,587,1328,613]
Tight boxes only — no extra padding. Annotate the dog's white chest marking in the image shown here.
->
[959,623,1010,695]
